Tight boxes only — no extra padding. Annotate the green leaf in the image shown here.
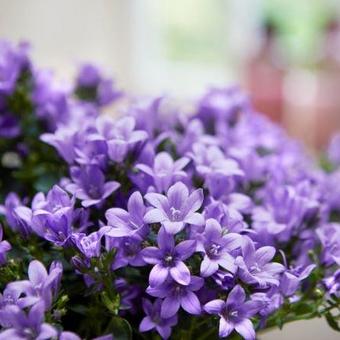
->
[325,312,340,332]
[108,317,132,340]
[292,302,315,316]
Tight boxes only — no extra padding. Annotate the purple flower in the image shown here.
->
[32,69,71,130]
[236,237,285,288]
[139,299,177,339]
[76,63,122,106]
[0,40,30,95]
[41,125,79,164]
[107,236,145,270]
[323,269,340,297]
[142,227,196,286]
[76,63,101,87]
[0,225,11,265]
[66,165,120,207]
[198,218,241,277]
[189,143,243,198]
[105,191,147,238]
[144,182,204,234]
[72,227,109,258]
[280,264,316,297]
[204,285,261,340]
[30,186,75,246]
[59,331,82,340]
[136,152,189,192]
[251,292,282,317]
[0,193,31,236]
[0,302,57,340]
[7,260,63,311]
[317,223,340,266]
[146,275,204,318]
[0,114,20,138]
[93,116,148,162]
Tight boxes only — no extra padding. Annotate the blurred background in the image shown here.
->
[1,0,340,151]
[0,1,339,339]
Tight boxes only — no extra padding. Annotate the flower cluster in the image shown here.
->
[0,41,121,200]
[0,42,339,339]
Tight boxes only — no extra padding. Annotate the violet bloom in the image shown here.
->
[110,236,145,270]
[323,269,340,297]
[59,331,82,340]
[72,227,109,259]
[142,227,196,286]
[0,302,57,340]
[30,186,74,246]
[41,125,79,164]
[31,68,71,130]
[105,191,147,238]
[93,116,148,163]
[317,223,340,266]
[146,275,204,318]
[250,292,282,318]
[198,218,241,277]
[0,114,20,138]
[139,299,177,340]
[7,260,63,311]
[189,143,244,198]
[136,152,189,192]
[0,40,30,95]
[76,63,122,106]
[0,193,31,236]
[235,237,285,288]
[204,285,261,340]
[0,225,11,265]
[144,181,204,234]
[66,165,120,207]
[280,264,316,297]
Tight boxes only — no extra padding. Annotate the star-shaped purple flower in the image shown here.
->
[136,152,189,193]
[0,225,11,266]
[66,165,120,207]
[204,285,262,340]
[139,299,177,339]
[235,237,285,288]
[146,275,204,318]
[144,181,204,234]
[105,191,147,238]
[198,218,241,277]
[142,227,196,286]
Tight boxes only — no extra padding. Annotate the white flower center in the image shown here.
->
[170,207,182,221]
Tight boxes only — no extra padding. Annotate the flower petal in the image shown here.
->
[149,264,169,287]
[170,261,191,285]
[181,291,201,315]
[200,256,219,277]
[139,316,155,332]
[204,299,225,314]
[234,319,255,340]
[219,318,234,338]
[255,246,275,266]
[144,208,167,224]
[227,285,245,307]
[28,260,48,286]
[161,297,180,318]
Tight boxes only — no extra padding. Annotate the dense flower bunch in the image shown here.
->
[0,41,121,200]
[0,42,339,339]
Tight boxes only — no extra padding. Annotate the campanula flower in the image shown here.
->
[142,227,196,286]
[139,299,177,340]
[236,237,285,288]
[204,285,262,340]
[144,182,204,234]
